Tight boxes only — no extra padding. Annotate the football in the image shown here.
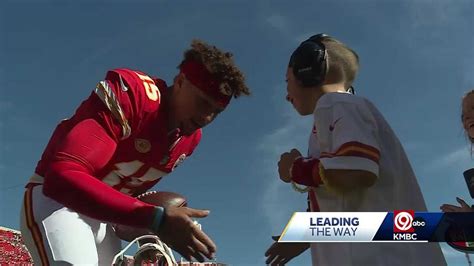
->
[113,191,187,242]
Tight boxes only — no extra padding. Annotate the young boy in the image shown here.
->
[265,34,446,265]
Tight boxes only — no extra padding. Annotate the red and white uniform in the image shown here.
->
[306,92,446,266]
[20,69,201,265]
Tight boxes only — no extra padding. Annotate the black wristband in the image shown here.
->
[150,206,165,233]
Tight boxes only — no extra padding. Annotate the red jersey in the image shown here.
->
[31,68,201,228]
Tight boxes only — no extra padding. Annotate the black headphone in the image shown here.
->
[289,33,355,94]
[289,33,329,87]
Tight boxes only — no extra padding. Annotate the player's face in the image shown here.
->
[173,75,224,135]
[285,67,314,115]
[462,93,474,140]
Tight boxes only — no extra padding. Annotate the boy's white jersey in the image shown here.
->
[308,92,446,266]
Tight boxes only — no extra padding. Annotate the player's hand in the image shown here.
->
[156,206,216,262]
[278,149,302,183]
[440,197,473,213]
[265,235,309,265]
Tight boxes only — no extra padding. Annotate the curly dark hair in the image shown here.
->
[179,39,250,98]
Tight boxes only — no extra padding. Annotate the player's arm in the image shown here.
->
[43,119,157,229]
[42,71,157,229]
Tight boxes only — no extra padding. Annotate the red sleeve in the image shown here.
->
[38,69,167,229]
[188,129,202,156]
[42,118,156,229]
[99,68,164,136]
[38,68,160,229]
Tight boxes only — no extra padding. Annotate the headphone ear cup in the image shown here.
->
[291,40,327,87]
[293,41,326,87]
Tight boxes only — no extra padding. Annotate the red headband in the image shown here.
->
[180,60,232,108]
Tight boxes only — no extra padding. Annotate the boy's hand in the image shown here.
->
[265,235,309,265]
[440,197,473,213]
[278,149,302,183]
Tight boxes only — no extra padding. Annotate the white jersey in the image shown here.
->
[308,92,446,266]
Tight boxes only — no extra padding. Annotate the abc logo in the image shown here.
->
[412,217,426,228]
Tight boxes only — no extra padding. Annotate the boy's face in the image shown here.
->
[285,67,315,115]
[462,93,474,139]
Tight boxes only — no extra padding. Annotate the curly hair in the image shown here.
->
[179,39,250,98]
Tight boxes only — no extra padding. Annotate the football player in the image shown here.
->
[264,34,446,265]
[20,39,250,265]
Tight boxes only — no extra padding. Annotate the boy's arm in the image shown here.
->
[322,169,377,193]
[289,157,376,192]
[314,98,380,194]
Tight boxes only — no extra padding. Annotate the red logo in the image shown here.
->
[312,125,317,134]
[393,210,414,233]
[329,117,342,131]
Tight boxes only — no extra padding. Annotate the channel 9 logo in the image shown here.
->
[394,210,415,233]
[393,210,425,240]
